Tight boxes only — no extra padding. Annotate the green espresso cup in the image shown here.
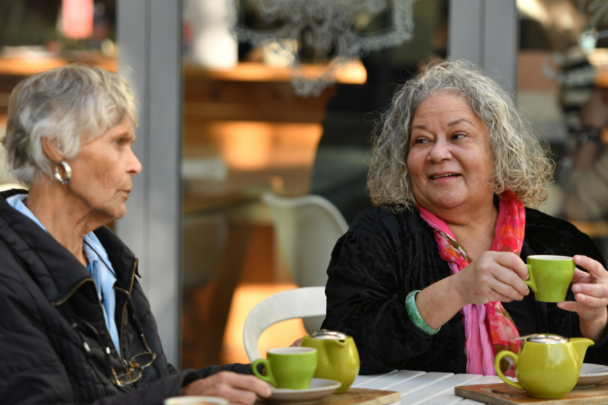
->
[524,255,575,302]
[252,347,317,390]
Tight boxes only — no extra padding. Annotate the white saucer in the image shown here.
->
[264,378,341,404]
[576,363,608,387]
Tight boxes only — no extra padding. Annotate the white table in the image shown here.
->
[353,370,504,405]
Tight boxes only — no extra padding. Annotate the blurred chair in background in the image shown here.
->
[262,193,348,332]
[243,286,325,361]
[181,213,229,367]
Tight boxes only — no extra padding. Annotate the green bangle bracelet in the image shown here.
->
[405,290,441,336]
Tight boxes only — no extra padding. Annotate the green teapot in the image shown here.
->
[300,330,360,394]
[495,334,594,399]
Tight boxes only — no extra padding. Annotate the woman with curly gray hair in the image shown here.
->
[321,60,608,375]
[0,65,270,405]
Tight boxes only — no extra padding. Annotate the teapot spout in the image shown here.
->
[569,337,594,363]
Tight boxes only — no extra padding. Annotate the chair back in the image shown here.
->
[262,193,348,288]
[243,286,326,361]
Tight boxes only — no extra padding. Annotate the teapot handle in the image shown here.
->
[494,351,524,390]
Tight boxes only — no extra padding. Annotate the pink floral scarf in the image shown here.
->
[418,190,525,376]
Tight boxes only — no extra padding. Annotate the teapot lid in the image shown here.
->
[518,334,567,344]
[308,329,349,340]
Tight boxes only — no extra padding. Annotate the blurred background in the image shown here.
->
[1,0,608,369]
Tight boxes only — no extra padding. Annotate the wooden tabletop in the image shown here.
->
[354,370,505,405]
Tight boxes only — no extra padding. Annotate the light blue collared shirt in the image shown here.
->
[7,194,121,356]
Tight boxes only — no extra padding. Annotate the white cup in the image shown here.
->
[164,396,228,405]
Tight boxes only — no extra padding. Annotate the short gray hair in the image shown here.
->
[367,60,554,210]
[3,64,138,185]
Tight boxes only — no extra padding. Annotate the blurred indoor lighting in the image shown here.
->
[186,0,238,68]
[216,121,322,170]
[221,283,307,364]
[62,0,93,39]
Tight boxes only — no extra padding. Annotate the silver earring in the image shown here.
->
[54,161,71,185]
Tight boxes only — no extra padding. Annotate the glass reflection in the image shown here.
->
[180,0,448,368]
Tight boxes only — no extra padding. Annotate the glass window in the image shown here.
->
[517,0,608,257]
[0,0,117,193]
[180,0,448,368]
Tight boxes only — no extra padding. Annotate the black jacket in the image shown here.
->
[322,205,608,375]
[0,189,250,405]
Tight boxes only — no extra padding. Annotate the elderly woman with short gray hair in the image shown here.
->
[0,65,270,405]
[321,60,608,375]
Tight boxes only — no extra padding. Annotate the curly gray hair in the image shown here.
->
[4,64,137,185]
[367,60,554,210]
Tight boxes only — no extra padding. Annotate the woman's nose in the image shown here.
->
[127,148,143,175]
[428,138,452,162]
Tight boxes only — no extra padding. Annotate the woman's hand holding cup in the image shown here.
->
[453,251,531,306]
[180,371,271,405]
[558,255,608,342]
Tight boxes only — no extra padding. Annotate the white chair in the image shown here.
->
[262,193,348,332]
[262,192,348,288]
[243,286,326,361]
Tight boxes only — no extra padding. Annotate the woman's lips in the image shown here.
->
[429,173,461,180]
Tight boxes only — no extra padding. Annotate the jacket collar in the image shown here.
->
[0,189,137,305]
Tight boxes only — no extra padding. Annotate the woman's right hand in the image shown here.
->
[453,251,530,306]
[181,371,272,405]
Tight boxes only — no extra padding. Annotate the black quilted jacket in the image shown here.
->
[0,189,250,405]
[322,205,608,375]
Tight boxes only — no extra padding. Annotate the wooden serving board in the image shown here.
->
[455,381,608,404]
[257,388,400,405]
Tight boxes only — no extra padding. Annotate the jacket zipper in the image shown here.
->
[53,278,114,348]
[51,278,95,307]
[53,277,121,376]
[119,258,138,362]
[51,258,139,365]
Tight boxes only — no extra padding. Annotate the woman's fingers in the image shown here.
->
[572,268,593,284]
[458,252,530,305]
[493,252,530,282]
[290,338,303,347]
[558,300,588,314]
[575,293,608,309]
[216,372,272,398]
[486,276,524,302]
[489,254,530,297]
[206,383,258,405]
[558,293,608,316]
[571,255,608,302]
[574,255,608,281]
[182,372,272,405]
[558,256,608,331]
[572,282,608,299]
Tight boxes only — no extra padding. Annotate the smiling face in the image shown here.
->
[66,117,141,221]
[407,92,495,219]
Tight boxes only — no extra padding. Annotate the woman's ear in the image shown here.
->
[41,137,64,164]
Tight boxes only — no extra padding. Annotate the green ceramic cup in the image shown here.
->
[251,347,317,390]
[524,255,575,302]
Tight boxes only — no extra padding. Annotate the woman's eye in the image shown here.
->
[452,133,466,140]
[414,137,429,144]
